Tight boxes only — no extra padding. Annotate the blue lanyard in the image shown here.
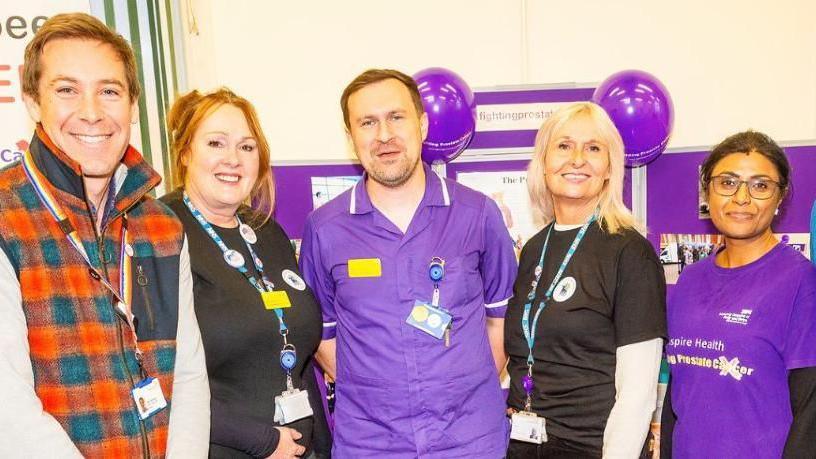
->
[182,193,287,334]
[521,217,594,367]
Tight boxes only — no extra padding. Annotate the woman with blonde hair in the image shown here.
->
[160,88,330,458]
[505,102,666,458]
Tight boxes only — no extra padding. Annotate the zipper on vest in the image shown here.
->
[86,179,152,458]
[136,265,156,331]
[115,316,151,458]
[94,220,151,459]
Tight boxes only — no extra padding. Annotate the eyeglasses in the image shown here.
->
[709,175,781,200]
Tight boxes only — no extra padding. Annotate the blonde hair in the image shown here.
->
[167,88,275,225]
[527,102,639,234]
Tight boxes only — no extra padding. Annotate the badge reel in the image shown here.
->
[406,257,452,342]
[511,366,547,444]
[132,376,168,420]
[273,344,313,425]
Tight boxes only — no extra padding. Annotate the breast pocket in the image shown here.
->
[410,253,482,321]
[131,255,180,341]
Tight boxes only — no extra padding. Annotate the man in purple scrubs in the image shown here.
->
[300,69,517,458]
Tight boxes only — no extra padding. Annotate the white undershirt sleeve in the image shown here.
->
[0,248,83,457]
[602,337,663,459]
[166,237,211,458]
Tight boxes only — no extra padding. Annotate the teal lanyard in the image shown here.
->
[521,217,594,366]
[182,193,287,334]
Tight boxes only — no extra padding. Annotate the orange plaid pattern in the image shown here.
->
[0,132,184,458]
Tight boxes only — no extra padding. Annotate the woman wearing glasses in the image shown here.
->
[663,131,816,458]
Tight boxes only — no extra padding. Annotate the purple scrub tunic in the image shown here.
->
[300,164,517,458]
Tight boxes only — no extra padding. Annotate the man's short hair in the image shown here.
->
[340,69,424,129]
[22,12,140,103]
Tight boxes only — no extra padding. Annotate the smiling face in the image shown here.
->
[707,152,782,243]
[543,113,611,209]
[182,104,260,221]
[346,78,428,188]
[23,38,136,178]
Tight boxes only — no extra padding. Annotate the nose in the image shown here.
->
[222,145,240,166]
[569,146,586,167]
[78,93,103,123]
[377,120,394,143]
[732,181,751,205]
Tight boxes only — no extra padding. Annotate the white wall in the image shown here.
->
[180,0,816,163]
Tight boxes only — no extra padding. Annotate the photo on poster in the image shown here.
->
[659,232,811,284]
[456,170,540,259]
[659,234,723,284]
[311,176,360,209]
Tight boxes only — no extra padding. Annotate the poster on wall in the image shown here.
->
[0,2,91,166]
[456,170,540,258]
[311,176,359,209]
[659,232,810,284]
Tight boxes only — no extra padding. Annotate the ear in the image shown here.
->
[22,93,42,123]
[130,101,139,124]
[180,147,191,167]
[420,112,429,142]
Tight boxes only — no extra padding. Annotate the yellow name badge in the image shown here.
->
[262,290,292,310]
[347,258,382,278]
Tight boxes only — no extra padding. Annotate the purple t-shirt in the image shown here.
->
[300,164,518,458]
[667,243,816,458]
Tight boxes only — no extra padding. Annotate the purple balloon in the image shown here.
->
[413,67,476,164]
[592,70,674,167]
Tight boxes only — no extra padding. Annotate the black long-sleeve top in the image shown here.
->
[162,190,331,458]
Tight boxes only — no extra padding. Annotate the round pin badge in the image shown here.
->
[534,265,543,277]
[224,249,245,268]
[553,276,577,302]
[239,223,257,244]
[124,243,134,257]
[427,314,442,329]
[281,269,307,291]
[411,305,429,322]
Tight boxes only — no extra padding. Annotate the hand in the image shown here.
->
[267,427,305,458]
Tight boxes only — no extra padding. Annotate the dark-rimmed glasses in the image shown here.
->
[709,175,781,200]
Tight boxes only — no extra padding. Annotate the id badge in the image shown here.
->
[274,388,313,425]
[510,411,547,444]
[132,377,168,420]
[406,300,452,339]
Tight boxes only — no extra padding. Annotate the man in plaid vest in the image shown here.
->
[0,13,210,457]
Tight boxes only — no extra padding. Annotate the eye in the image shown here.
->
[360,119,376,128]
[241,143,257,152]
[557,142,571,151]
[101,87,121,97]
[719,177,739,188]
[587,144,602,152]
[207,139,224,148]
[751,180,770,191]
[56,86,77,95]
[390,113,405,121]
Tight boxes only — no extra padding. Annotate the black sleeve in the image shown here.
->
[783,366,816,458]
[614,235,668,346]
[660,378,676,459]
[304,358,333,458]
[210,397,281,458]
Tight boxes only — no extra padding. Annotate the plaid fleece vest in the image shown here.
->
[0,131,185,458]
